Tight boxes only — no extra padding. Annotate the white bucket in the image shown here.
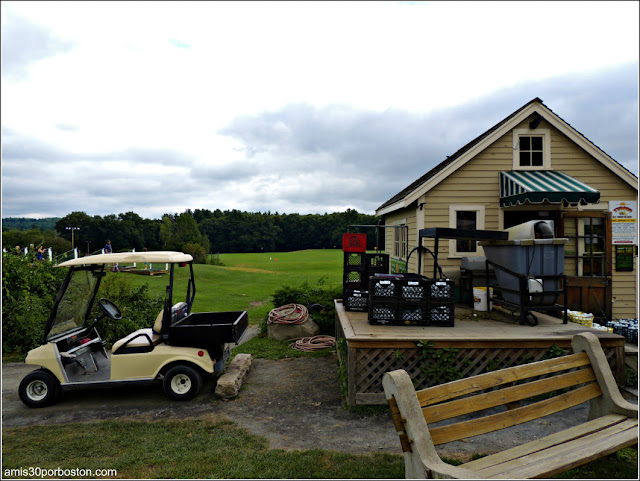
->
[473,287,493,311]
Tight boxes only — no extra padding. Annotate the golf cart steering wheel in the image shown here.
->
[98,298,122,320]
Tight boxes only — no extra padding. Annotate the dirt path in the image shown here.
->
[3,354,637,459]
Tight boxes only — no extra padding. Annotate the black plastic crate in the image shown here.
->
[427,279,456,302]
[366,253,390,275]
[343,269,366,290]
[427,301,455,327]
[368,300,399,325]
[344,252,366,269]
[343,289,368,312]
[368,275,401,300]
[398,303,428,326]
[399,278,427,303]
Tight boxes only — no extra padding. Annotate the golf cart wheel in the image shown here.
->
[18,370,61,408]
[163,365,202,401]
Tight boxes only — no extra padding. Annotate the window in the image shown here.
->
[393,223,407,259]
[560,212,610,277]
[449,205,485,257]
[519,136,544,167]
[512,128,551,170]
[456,211,476,252]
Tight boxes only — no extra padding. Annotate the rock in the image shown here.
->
[215,353,252,399]
[267,317,320,341]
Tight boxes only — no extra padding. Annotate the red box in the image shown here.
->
[342,233,367,252]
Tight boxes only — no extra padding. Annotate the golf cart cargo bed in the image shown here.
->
[169,311,248,346]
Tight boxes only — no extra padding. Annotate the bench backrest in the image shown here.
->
[388,351,601,447]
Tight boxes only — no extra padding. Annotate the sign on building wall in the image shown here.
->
[609,200,637,245]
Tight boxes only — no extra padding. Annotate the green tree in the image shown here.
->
[160,212,210,257]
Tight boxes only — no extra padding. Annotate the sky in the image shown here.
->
[1,1,638,220]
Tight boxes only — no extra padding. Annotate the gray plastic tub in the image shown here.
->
[479,238,567,306]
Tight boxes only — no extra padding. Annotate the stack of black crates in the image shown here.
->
[368,273,455,327]
[342,233,390,313]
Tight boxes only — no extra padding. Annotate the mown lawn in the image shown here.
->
[125,249,343,323]
[1,417,404,479]
[2,418,636,479]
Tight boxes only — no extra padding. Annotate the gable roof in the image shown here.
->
[376,98,638,216]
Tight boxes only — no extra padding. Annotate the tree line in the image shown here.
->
[3,209,382,257]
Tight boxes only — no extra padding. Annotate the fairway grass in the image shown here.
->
[124,249,344,323]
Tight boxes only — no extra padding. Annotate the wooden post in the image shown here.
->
[348,344,357,406]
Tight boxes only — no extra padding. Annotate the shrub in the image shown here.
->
[271,278,342,335]
[2,253,67,355]
[182,243,206,264]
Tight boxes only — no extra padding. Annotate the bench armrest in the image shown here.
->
[383,370,481,479]
[572,332,638,419]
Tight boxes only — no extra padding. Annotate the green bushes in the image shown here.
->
[2,253,164,355]
[270,279,342,335]
[182,242,206,264]
[2,253,67,355]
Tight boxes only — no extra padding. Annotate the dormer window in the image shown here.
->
[513,128,551,170]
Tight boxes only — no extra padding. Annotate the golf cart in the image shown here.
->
[18,251,248,408]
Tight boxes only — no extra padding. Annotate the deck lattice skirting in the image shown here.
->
[335,301,625,406]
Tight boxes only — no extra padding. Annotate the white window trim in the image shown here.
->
[448,205,485,258]
[512,128,551,170]
[392,219,408,260]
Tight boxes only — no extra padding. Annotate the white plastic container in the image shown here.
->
[473,287,494,311]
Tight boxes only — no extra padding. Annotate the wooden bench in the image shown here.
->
[383,332,638,479]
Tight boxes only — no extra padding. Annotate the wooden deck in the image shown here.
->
[335,300,627,406]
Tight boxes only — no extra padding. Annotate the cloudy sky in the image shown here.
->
[1,1,638,220]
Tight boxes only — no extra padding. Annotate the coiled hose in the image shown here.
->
[268,304,309,325]
[290,335,336,351]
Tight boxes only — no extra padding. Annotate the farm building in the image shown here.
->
[375,97,638,321]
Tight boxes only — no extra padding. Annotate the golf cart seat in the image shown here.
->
[112,311,164,355]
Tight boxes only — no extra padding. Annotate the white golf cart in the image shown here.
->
[18,251,247,407]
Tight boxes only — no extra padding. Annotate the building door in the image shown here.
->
[558,211,612,320]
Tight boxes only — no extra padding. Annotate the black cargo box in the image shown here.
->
[168,311,248,347]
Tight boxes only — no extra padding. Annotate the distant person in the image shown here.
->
[104,240,113,254]
[14,245,21,256]
[36,245,45,261]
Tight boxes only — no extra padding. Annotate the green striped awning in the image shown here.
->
[499,171,600,207]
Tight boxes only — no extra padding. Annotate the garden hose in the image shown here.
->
[268,304,309,325]
[290,335,336,351]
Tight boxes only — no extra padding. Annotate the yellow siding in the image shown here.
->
[612,258,637,319]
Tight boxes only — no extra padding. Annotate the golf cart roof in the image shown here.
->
[56,251,193,268]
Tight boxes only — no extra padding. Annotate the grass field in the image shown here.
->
[124,249,343,323]
[1,419,636,479]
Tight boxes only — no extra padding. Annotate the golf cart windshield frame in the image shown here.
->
[159,261,196,337]
[44,265,106,342]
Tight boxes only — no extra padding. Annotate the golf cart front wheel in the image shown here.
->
[163,365,202,401]
[19,370,61,408]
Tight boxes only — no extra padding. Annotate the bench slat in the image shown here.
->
[462,413,628,470]
[476,418,639,479]
[417,352,591,407]
[429,382,602,445]
[424,367,597,424]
